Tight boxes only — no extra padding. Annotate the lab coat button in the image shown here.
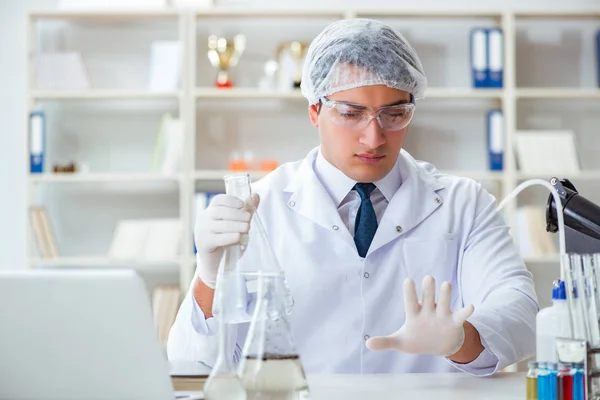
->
[289,201,296,207]
[332,225,339,231]
[435,197,442,204]
[395,226,402,233]
[364,334,370,341]
[364,272,370,279]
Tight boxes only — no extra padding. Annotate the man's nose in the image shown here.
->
[359,117,386,149]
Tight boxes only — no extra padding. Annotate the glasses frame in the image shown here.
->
[319,96,416,132]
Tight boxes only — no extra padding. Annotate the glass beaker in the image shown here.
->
[203,285,247,400]
[237,274,310,400]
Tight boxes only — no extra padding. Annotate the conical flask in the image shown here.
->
[237,274,310,400]
[212,172,294,323]
[204,172,295,400]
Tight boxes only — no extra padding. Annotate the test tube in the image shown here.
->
[572,363,584,400]
[588,254,600,347]
[558,363,573,400]
[528,361,539,400]
[549,363,558,400]
[538,362,548,400]
[568,255,589,341]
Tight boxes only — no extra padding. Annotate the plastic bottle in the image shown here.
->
[537,280,572,363]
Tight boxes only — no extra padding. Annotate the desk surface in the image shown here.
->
[305,372,526,400]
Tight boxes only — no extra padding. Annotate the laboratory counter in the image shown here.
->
[303,371,526,400]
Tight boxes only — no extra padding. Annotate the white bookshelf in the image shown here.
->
[25,7,600,295]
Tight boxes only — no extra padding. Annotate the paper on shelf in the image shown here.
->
[35,53,91,91]
[515,130,580,175]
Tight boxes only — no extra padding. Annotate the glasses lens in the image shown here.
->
[326,101,413,131]
[328,103,369,127]
[379,105,414,131]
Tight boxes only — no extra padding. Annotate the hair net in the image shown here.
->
[300,18,427,105]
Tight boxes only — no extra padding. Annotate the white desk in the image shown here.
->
[306,372,525,400]
[182,372,526,399]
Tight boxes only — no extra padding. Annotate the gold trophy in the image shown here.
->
[276,40,310,89]
[207,34,246,88]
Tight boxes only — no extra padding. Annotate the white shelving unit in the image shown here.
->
[25,7,600,295]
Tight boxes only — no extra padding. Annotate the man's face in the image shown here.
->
[308,84,413,183]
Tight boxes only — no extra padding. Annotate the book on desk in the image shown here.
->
[169,360,211,391]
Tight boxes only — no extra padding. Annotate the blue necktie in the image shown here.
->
[353,183,378,258]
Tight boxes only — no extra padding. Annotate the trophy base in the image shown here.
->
[215,69,233,89]
[216,81,233,88]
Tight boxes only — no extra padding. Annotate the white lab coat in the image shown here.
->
[167,147,539,375]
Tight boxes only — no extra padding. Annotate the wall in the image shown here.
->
[1,0,599,269]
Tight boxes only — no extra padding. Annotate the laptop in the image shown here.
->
[0,268,203,400]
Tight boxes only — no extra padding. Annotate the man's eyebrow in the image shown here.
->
[336,98,412,108]
[382,98,411,107]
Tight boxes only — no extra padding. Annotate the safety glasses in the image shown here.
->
[320,97,415,132]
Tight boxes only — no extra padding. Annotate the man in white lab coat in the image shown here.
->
[167,18,538,375]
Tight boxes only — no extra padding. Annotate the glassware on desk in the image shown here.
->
[203,172,295,400]
[232,174,308,399]
[527,361,538,400]
[211,172,294,322]
[237,270,310,400]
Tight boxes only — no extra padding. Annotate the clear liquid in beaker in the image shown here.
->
[203,373,246,400]
[239,354,309,400]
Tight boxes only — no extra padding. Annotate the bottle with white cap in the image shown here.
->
[536,280,572,363]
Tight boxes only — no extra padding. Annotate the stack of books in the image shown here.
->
[169,360,211,391]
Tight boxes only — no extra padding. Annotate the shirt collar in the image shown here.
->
[313,147,402,206]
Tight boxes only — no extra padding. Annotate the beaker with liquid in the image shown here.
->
[238,274,310,400]
[202,283,247,400]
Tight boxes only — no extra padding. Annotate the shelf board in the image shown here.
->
[517,171,600,181]
[194,170,270,181]
[29,9,181,20]
[194,8,505,18]
[196,8,345,18]
[31,8,600,20]
[195,87,503,100]
[31,90,182,100]
[29,173,181,183]
[195,88,304,100]
[514,10,600,18]
[442,170,504,180]
[516,88,600,100]
[30,257,183,268]
[424,88,503,99]
[354,9,504,18]
[193,169,501,182]
[523,255,559,264]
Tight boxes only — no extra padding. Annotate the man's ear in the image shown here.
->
[308,104,319,128]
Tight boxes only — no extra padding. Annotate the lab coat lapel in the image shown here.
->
[368,150,446,255]
[283,149,356,251]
